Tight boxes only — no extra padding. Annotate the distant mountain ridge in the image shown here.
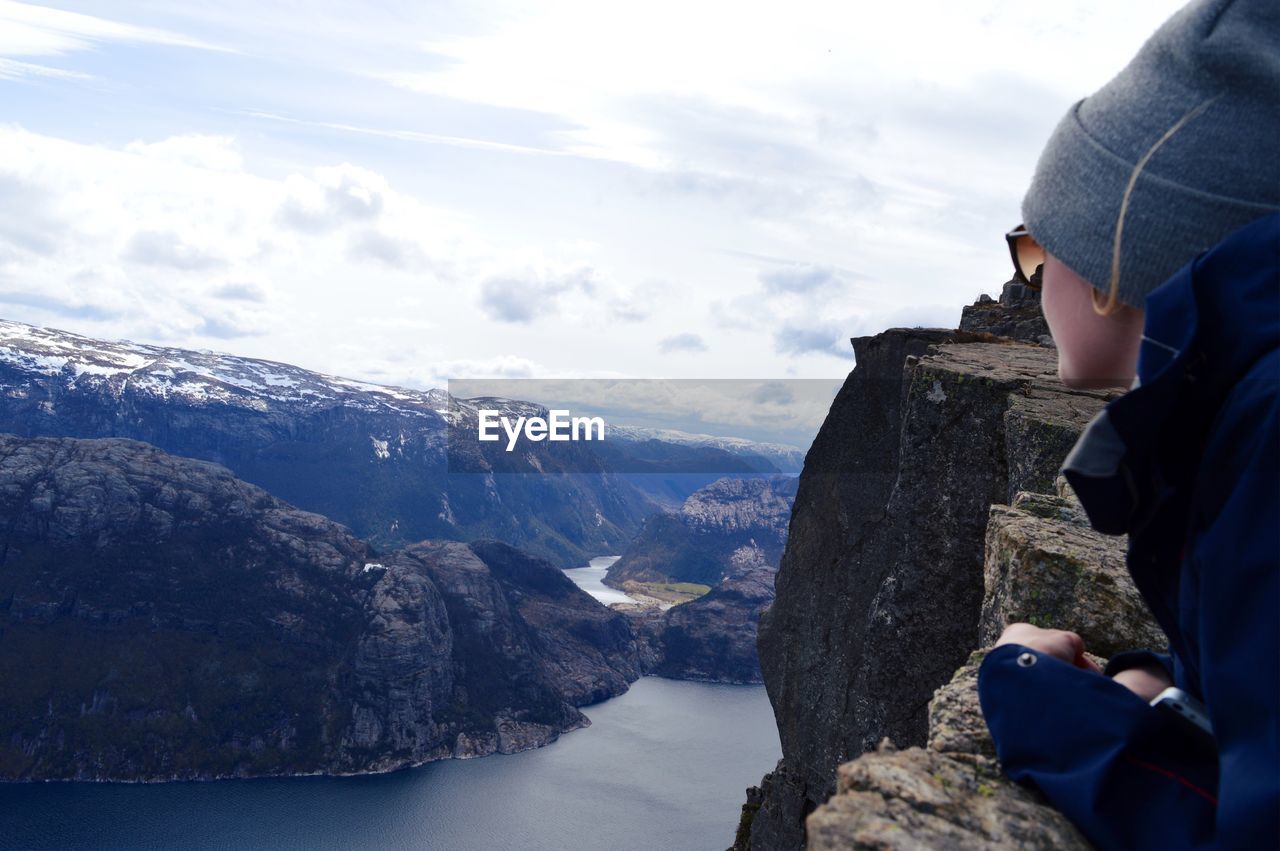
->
[0,319,652,566]
[0,318,801,564]
[0,317,450,415]
[608,425,805,474]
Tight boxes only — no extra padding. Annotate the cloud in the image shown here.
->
[277,164,387,233]
[774,322,851,358]
[0,1,1187,386]
[658,332,707,353]
[771,304,964,361]
[195,313,262,339]
[0,289,122,321]
[759,263,864,295]
[124,135,243,171]
[0,56,91,81]
[479,266,597,323]
[0,126,642,385]
[0,172,64,256]
[209,282,266,302]
[752,381,795,405]
[124,229,228,272]
[241,109,572,160]
[605,277,673,324]
[346,229,428,270]
[610,302,649,322]
[425,354,547,387]
[0,0,229,58]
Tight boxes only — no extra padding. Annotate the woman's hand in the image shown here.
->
[1111,664,1174,701]
[995,623,1175,699]
[995,622,1102,673]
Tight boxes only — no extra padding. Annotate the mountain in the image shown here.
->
[0,319,654,567]
[606,476,796,587]
[627,551,776,685]
[603,476,796,684]
[0,433,643,781]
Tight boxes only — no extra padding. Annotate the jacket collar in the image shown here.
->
[1061,212,1280,536]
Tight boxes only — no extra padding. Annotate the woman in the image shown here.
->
[976,1,1279,848]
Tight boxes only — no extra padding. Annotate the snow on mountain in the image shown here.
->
[0,318,449,416]
[0,318,805,467]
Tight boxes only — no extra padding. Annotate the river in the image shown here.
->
[562,554,634,604]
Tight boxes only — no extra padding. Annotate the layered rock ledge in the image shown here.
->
[800,477,1163,848]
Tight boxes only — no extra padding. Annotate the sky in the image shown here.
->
[0,0,1189,390]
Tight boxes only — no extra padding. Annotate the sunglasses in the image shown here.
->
[1006,224,1045,291]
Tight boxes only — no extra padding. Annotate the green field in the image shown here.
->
[623,581,712,605]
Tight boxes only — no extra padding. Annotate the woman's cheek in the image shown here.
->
[1039,255,1088,384]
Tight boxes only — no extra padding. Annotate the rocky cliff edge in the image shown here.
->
[736,288,1161,848]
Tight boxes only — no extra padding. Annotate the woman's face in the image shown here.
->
[1040,253,1145,389]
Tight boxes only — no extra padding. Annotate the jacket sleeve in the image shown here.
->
[1184,366,1280,847]
[1103,649,1175,681]
[978,645,1219,851]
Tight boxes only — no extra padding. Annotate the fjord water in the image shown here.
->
[0,563,781,851]
[562,554,634,604]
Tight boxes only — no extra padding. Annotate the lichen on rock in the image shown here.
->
[980,487,1164,658]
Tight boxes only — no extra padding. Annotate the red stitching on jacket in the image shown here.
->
[1123,754,1218,806]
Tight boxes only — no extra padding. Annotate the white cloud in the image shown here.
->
[774,321,850,358]
[760,263,861,295]
[0,0,227,58]
[0,55,90,80]
[387,0,1183,171]
[772,302,961,360]
[0,127,455,352]
[430,354,545,383]
[125,229,228,271]
[277,164,388,232]
[478,264,599,323]
[0,125,637,384]
[346,229,429,271]
[209,282,266,302]
[124,135,243,171]
[658,333,708,354]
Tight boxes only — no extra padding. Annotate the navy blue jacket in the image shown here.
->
[978,212,1280,850]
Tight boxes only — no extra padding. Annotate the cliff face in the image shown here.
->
[0,434,641,781]
[744,313,1123,847]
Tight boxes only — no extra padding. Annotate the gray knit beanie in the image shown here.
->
[1023,0,1280,309]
